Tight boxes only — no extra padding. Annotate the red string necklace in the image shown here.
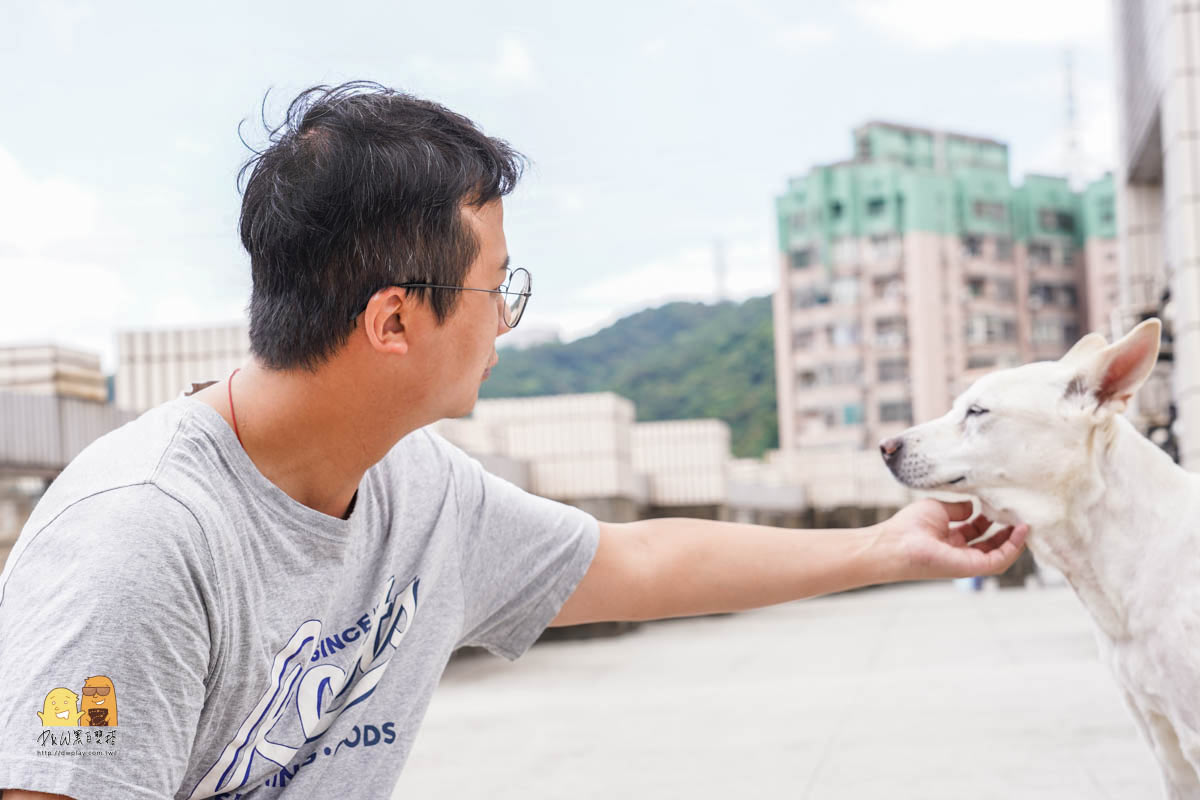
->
[228,368,244,448]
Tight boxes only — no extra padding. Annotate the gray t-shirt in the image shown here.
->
[0,394,598,799]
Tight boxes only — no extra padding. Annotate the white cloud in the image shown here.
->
[399,37,536,91]
[642,38,668,57]
[772,23,835,47]
[0,254,136,372]
[0,147,97,252]
[533,232,777,343]
[493,36,535,86]
[0,146,136,370]
[852,0,1109,49]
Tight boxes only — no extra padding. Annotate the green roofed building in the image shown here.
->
[774,121,1118,453]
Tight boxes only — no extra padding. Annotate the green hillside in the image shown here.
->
[480,295,778,457]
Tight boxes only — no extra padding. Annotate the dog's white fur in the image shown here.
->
[881,319,1200,798]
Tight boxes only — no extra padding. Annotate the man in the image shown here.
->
[0,82,1028,800]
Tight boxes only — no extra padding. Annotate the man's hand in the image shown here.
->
[873,498,1030,582]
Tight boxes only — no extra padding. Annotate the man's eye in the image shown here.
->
[966,404,988,417]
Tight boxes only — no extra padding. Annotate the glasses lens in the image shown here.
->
[505,268,530,327]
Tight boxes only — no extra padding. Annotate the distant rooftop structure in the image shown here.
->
[0,343,106,403]
[852,120,1010,174]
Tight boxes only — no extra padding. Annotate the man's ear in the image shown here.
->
[1058,331,1108,367]
[364,288,411,356]
[1068,318,1161,414]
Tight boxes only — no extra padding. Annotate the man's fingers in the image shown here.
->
[976,524,1030,572]
[971,526,1012,553]
[940,500,974,522]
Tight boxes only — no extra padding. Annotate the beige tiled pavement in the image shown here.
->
[396,581,1162,799]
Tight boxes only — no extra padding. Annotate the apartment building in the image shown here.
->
[773,121,1118,454]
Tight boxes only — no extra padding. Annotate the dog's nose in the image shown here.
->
[880,437,903,464]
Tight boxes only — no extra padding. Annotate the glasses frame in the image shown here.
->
[352,267,531,328]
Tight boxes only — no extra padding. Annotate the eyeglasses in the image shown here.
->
[82,687,111,696]
[353,267,532,328]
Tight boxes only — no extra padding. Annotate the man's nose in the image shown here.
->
[879,437,904,464]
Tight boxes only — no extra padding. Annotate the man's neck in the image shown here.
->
[189,361,426,520]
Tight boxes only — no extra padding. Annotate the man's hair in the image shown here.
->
[237,81,526,372]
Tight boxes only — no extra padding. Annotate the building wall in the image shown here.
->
[115,324,249,412]
[1114,0,1200,469]
[1084,237,1122,335]
[0,344,106,403]
[1161,3,1200,468]
[465,393,648,509]
[632,419,729,506]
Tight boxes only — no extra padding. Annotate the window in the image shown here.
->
[880,401,913,424]
[875,317,908,348]
[1031,283,1078,308]
[878,358,908,382]
[1028,242,1053,266]
[869,233,899,261]
[793,328,814,349]
[872,276,903,300]
[967,277,986,298]
[867,197,886,216]
[995,278,1015,302]
[831,237,857,265]
[995,236,1014,262]
[790,248,814,270]
[1038,209,1076,234]
[962,235,984,257]
[791,212,807,230]
[832,360,863,384]
[1030,283,1053,307]
[831,277,860,306]
[1032,319,1067,344]
[830,200,844,220]
[966,314,1018,344]
[791,286,831,309]
[973,200,1008,222]
[829,321,861,347]
[966,356,996,370]
[843,403,865,425]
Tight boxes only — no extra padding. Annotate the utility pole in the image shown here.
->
[714,238,728,303]
[1064,48,1083,190]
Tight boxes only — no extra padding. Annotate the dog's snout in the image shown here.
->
[880,437,904,464]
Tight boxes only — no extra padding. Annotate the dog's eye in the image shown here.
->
[966,404,988,418]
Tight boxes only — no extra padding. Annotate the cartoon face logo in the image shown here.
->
[37,688,83,727]
[80,675,117,727]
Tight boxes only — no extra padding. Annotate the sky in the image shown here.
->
[0,0,1116,373]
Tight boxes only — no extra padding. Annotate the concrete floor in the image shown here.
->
[396,581,1163,799]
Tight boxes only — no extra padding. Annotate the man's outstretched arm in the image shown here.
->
[550,499,1029,626]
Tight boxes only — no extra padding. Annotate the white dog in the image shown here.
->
[879,318,1200,798]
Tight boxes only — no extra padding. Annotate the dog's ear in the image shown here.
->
[1058,331,1108,366]
[1067,319,1162,413]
